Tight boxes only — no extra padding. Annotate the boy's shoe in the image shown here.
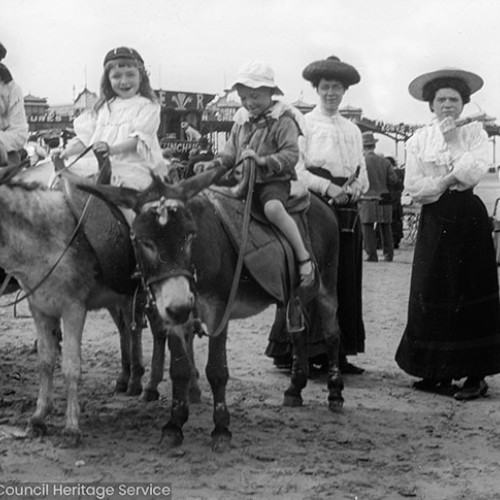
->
[298,257,316,288]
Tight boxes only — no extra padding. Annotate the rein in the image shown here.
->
[209,159,256,337]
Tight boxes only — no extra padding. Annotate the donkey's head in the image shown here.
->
[78,165,224,325]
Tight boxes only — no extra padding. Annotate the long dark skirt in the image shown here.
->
[265,198,365,361]
[395,189,500,380]
[335,204,365,355]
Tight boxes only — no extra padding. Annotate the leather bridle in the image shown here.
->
[129,222,197,313]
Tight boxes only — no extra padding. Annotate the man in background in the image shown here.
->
[358,132,398,262]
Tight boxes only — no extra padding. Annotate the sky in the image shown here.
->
[3,0,500,159]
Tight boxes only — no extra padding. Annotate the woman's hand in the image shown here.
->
[347,184,363,203]
[439,117,459,144]
[241,149,266,166]
[93,141,111,157]
[326,182,349,205]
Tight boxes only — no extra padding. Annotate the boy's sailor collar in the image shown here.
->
[233,100,290,125]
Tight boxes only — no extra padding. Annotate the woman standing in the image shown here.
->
[395,68,500,400]
[0,42,28,166]
[296,55,369,373]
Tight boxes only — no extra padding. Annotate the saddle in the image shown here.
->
[204,185,318,307]
[57,158,137,295]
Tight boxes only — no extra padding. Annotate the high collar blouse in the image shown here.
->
[295,106,368,196]
[404,118,490,205]
[0,81,29,152]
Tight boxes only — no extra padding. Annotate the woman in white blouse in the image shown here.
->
[296,56,369,374]
[395,68,500,400]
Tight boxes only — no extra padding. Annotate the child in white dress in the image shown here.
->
[60,46,164,191]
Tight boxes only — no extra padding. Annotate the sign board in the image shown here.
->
[160,140,199,156]
[28,112,72,125]
[155,90,215,111]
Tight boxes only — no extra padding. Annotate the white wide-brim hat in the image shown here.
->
[228,60,284,95]
[408,68,483,101]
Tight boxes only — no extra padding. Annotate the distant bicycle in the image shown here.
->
[402,200,421,244]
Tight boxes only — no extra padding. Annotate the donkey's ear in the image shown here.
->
[179,163,227,200]
[0,163,25,185]
[77,183,142,211]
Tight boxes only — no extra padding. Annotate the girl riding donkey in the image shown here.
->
[60,46,165,202]
[212,60,315,288]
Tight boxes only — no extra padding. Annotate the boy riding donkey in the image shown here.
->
[210,60,316,295]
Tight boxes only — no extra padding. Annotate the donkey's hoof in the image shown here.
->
[141,388,160,402]
[126,382,143,397]
[27,418,48,438]
[283,393,303,407]
[211,430,231,453]
[328,397,344,412]
[58,428,82,448]
[161,424,184,448]
[114,378,129,393]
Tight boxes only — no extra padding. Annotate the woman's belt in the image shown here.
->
[307,166,347,187]
[307,167,359,232]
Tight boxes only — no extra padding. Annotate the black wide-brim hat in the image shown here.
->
[408,68,483,101]
[302,56,361,87]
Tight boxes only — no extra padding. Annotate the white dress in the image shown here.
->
[66,95,164,190]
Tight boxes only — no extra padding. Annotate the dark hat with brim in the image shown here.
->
[408,68,483,101]
[103,47,144,66]
[362,131,378,146]
[302,56,361,87]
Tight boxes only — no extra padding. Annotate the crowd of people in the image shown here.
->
[1,40,499,401]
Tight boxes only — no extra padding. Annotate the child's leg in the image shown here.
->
[264,199,314,285]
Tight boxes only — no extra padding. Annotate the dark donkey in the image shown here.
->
[80,165,343,451]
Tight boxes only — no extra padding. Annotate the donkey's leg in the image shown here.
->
[316,282,344,412]
[27,307,60,437]
[108,303,144,396]
[58,305,87,446]
[283,296,308,407]
[206,326,231,452]
[161,325,191,448]
[143,309,167,402]
[110,305,131,393]
[186,321,201,403]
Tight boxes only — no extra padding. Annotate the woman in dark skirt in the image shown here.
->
[395,67,500,400]
[266,56,369,374]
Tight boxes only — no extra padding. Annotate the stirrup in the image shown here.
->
[286,296,305,333]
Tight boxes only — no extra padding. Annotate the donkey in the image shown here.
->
[0,164,186,446]
[80,165,343,451]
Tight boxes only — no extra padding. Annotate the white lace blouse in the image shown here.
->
[295,106,369,196]
[404,118,490,205]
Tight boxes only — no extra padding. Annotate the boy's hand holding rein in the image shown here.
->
[241,149,266,166]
